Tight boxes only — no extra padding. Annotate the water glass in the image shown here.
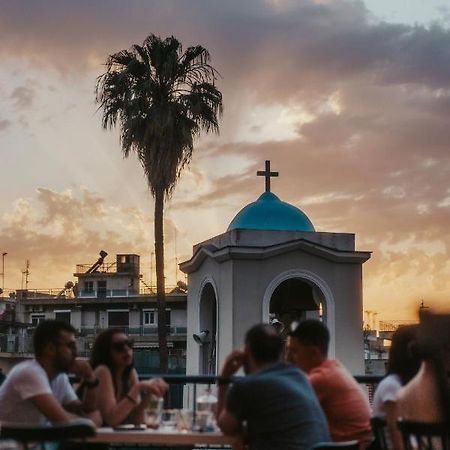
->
[176,409,193,432]
[161,409,177,430]
[145,395,163,429]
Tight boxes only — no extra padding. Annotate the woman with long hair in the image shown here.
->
[372,325,421,450]
[89,328,168,426]
[397,311,450,424]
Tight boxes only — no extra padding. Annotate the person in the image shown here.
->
[372,325,421,450]
[0,320,100,425]
[286,320,372,446]
[0,367,6,385]
[217,323,330,450]
[396,310,450,424]
[89,328,168,426]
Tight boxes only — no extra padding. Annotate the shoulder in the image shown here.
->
[13,360,47,380]
[95,364,112,377]
[378,374,402,391]
[309,360,350,388]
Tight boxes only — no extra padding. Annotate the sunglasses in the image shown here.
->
[112,339,134,352]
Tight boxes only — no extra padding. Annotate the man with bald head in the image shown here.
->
[217,323,329,450]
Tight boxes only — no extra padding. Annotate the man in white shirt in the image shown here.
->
[0,320,100,425]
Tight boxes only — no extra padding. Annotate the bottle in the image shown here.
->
[196,387,217,431]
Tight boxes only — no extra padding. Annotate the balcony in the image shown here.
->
[77,326,187,337]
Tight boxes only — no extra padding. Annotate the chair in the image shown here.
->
[397,420,449,450]
[370,417,389,450]
[0,419,96,450]
[312,440,360,450]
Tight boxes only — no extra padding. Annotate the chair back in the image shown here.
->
[370,417,390,450]
[397,420,449,450]
[0,419,96,450]
[312,440,360,450]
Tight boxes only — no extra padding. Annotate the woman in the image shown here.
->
[89,328,168,426]
[372,325,421,450]
[396,311,450,424]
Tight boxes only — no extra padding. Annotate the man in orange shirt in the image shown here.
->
[286,320,372,447]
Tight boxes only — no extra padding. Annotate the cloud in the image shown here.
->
[0,120,11,131]
[1,0,450,320]
[10,85,35,109]
[0,187,171,289]
[1,1,450,94]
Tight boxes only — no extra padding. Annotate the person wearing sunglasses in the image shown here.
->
[89,328,168,426]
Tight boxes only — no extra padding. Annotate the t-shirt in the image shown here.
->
[372,374,402,418]
[226,362,330,450]
[309,359,372,443]
[0,359,78,424]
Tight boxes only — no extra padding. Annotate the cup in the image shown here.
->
[176,409,193,432]
[194,410,216,432]
[144,395,163,429]
[161,409,177,430]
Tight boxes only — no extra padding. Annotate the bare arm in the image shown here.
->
[96,366,168,426]
[64,359,99,414]
[384,401,404,450]
[30,393,76,423]
[217,351,246,436]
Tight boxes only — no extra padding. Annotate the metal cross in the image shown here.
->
[257,160,279,192]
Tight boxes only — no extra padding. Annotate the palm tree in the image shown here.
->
[96,34,223,372]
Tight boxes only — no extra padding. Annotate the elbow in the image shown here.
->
[102,412,123,427]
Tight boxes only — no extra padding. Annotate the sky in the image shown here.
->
[1,0,450,324]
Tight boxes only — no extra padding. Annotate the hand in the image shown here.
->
[69,359,96,383]
[140,378,168,398]
[221,351,246,378]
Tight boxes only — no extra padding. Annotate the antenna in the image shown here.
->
[21,260,30,290]
[420,299,429,311]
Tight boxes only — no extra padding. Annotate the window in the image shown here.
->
[31,314,46,326]
[55,311,71,324]
[97,280,107,298]
[143,310,156,326]
[84,281,94,292]
[108,310,129,327]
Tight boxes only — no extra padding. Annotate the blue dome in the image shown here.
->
[227,192,315,232]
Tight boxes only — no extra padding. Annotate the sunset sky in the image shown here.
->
[1,0,450,323]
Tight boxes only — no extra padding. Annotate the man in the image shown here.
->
[217,323,330,450]
[286,320,372,445]
[0,320,100,424]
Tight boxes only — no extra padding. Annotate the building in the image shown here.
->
[182,161,371,376]
[1,252,187,375]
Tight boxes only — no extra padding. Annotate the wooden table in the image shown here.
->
[88,427,238,447]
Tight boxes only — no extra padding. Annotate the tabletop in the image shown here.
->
[88,427,238,446]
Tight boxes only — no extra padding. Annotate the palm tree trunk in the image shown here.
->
[155,188,168,373]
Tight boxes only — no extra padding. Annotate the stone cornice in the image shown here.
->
[180,238,371,274]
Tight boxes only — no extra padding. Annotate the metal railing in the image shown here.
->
[10,285,187,299]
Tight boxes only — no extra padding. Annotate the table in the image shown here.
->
[88,427,238,447]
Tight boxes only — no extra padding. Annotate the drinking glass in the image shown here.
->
[145,395,163,429]
[176,409,193,432]
[161,409,177,430]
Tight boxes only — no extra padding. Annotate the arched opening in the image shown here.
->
[269,278,326,337]
[197,283,217,374]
